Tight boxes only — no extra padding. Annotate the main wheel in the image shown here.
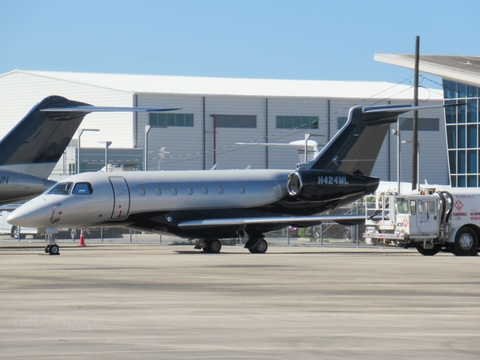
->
[209,239,222,253]
[203,239,222,254]
[249,239,268,254]
[415,244,442,256]
[452,227,478,256]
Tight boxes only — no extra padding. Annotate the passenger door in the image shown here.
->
[109,177,130,220]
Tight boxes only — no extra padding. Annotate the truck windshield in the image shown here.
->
[396,199,410,214]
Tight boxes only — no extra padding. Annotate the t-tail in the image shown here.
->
[287,104,453,203]
[0,96,180,180]
[0,96,92,179]
[303,104,449,176]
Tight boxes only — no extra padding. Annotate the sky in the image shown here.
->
[0,0,478,88]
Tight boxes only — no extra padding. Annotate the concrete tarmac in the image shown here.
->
[1,243,479,359]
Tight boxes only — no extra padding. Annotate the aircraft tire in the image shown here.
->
[210,239,222,253]
[12,226,26,240]
[203,239,222,254]
[249,239,268,254]
[45,245,51,254]
[452,227,478,256]
[49,244,60,255]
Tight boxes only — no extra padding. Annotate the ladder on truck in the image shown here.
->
[364,193,396,231]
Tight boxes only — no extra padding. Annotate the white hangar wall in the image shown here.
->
[0,71,134,148]
[0,70,448,185]
[135,93,206,170]
[136,92,447,185]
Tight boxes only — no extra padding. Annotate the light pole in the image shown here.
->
[98,141,112,172]
[392,125,401,194]
[77,128,99,174]
[304,133,311,163]
[145,125,151,171]
[403,140,420,189]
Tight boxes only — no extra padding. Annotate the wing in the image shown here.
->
[178,214,367,230]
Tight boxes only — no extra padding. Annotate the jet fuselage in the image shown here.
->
[8,169,379,238]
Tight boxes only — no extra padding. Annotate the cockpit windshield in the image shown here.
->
[48,182,74,195]
[72,182,93,195]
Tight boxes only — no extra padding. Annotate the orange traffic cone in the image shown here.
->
[78,228,86,247]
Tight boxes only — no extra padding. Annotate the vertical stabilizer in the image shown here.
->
[306,105,417,175]
[0,96,91,178]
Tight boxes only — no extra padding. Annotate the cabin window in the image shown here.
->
[49,182,73,195]
[72,182,93,195]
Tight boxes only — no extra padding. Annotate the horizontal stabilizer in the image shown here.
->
[361,103,456,114]
[42,106,181,113]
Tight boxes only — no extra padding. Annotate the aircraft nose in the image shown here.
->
[7,200,54,228]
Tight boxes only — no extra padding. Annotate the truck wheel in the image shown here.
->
[415,244,441,256]
[452,227,478,256]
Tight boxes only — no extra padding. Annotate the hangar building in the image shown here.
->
[0,70,446,185]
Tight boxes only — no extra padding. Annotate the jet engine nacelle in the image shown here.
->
[287,169,379,201]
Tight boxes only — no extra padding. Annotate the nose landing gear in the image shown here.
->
[44,228,60,255]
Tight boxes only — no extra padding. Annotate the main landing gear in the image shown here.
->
[242,229,268,254]
[195,231,269,254]
[195,239,223,253]
[245,238,268,254]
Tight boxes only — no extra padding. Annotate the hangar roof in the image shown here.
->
[375,54,480,87]
[2,69,443,101]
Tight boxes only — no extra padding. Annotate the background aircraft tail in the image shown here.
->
[0,96,91,179]
[306,105,430,176]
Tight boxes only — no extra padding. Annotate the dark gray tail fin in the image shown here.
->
[306,104,440,175]
[0,96,91,178]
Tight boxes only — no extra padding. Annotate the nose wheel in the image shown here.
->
[44,234,60,255]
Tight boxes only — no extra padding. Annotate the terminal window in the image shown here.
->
[277,116,318,129]
[149,113,194,127]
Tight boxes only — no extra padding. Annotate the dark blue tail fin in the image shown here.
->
[0,96,91,178]
[305,104,441,176]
